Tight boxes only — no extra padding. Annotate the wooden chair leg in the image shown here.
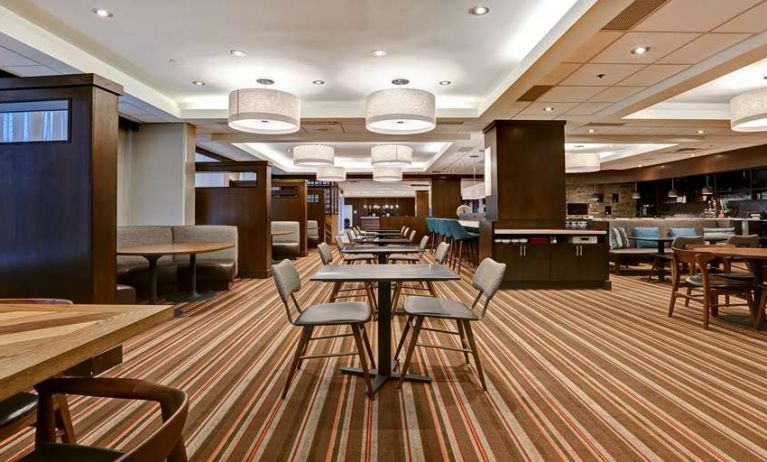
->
[703,292,711,330]
[684,287,692,307]
[54,396,75,444]
[282,326,312,399]
[350,325,374,399]
[394,315,414,363]
[360,324,376,369]
[668,283,678,317]
[462,321,487,390]
[426,281,437,297]
[756,290,766,331]
[329,282,341,303]
[296,326,314,370]
[392,282,403,311]
[456,320,470,364]
[397,316,424,389]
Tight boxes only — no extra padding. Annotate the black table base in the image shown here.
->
[340,360,432,392]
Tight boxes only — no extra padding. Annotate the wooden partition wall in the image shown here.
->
[272,178,308,257]
[307,187,326,244]
[0,74,122,303]
[195,161,272,278]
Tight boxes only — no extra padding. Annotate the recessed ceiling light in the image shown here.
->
[391,78,410,86]
[697,129,705,134]
[631,46,649,55]
[439,80,452,86]
[312,80,325,85]
[230,49,246,57]
[192,80,206,86]
[91,8,114,18]
[638,164,643,167]
[542,106,554,112]
[256,78,275,85]
[588,129,596,133]
[689,154,696,157]
[371,49,388,57]
[469,6,490,15]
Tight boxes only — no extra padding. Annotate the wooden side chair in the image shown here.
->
[318,242,377,311]
[394,258,506,390]
[20,377,188,462]
[272,260,375,399]
[668,246,754,329]
[0,299,75,446]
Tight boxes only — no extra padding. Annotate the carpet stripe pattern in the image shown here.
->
[2,251,767,461]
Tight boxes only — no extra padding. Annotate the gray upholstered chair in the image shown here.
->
[337,234,376,259]
[318,242,377,309]
[726,234,760,248]
[433,242,450,265]
[394,258,507,390]
[307,220,320,247]
[271,259,375,399]
[272,221,301,260]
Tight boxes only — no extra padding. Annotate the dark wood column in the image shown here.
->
[431,178,462,218]
[272,179,309,257]
[484,120,566,222]
[0,74,122,303]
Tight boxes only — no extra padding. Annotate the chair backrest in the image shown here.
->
[434,242,450,264]
[35,377,188,462]
[317,242,333,265]
[727,234,760,248]
[306,220,319,238]
[272,221,300,244]
[425,218,433,233]
[338,233,350,248]
[271,259,303,323]
[670,236,705,250]
[408,229,417,242]
[469,258,507,319]
[417,235,429,251]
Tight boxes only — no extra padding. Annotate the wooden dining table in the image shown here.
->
[118,242,234,306]
[0,303,173,402]
[696,246,767,329]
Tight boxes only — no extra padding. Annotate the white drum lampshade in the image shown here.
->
[565,152,600,173]
[316,166,346,182]
[365,88,436,135]
[371,145,413,167]
[228,88,300,134]
[730,88,767,132]
[292,144,334,167]
[372,166,402,183]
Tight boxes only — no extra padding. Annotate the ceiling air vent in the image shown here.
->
[674,147,699,153]
[584,122,625,127]
[517,85,554,102]
[457,146,475,153]
[601,0,668,31]
[409,183,430,188]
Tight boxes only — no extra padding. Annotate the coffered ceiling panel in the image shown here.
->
[656,33,751,64]
[588,86,646,102]
[560,63,646,86]
[537,86,607,102]
[518,101,578,116]
[564,30,623,63]
[539,63,581,85]
[634,0,761,32]
[591,32,700,64]
[617,64,688,86]
[714,1,767,33]
[564,102,612,116]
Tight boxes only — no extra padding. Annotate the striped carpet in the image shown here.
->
[2,251,767,461]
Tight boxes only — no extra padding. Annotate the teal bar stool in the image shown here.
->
[446,219,479,271]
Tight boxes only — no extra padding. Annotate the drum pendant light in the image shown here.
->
[365,88,436,135]
[228,88,300,134]
[371,145,413,167]
[292,144,334,167]
[316,166,346,182]
[373,166,402,183]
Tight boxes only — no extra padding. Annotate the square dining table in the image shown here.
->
[312,264,460,393]
[342,244,422,264]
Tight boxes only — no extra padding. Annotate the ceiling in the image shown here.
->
[2,0,767,175]
[339,179,430,198]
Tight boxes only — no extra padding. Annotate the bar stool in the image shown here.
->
[446,219,479,271]
[425,218,435,252]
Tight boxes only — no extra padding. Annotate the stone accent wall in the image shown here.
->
[566,182,637,218]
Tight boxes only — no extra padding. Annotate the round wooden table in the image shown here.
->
[695,246,767,329]
[117,242,235,307]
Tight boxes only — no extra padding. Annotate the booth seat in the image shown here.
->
[272,221,301,260]
[173,225,238,291]
[307,220,320,247]
[117,225,239,297]
[603,218,735,270]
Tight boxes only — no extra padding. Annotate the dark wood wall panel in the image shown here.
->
[345,197,415,227]
[0,74,121,303]
[431,179,462,218]
[485,120,566,221]
[415,190,429,217]
[307,187,326,244]
[196,185,272,278]
[272,179,308,256]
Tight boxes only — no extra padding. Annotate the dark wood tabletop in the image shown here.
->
[312,264,459,282]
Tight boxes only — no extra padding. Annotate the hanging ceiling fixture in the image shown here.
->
[730,88,767,132]
[373,166,402,183]
[371,145,413,167]
[228,88,300,134]
[565,152,600,173]
[632,180,641,200]
[702,175,714,196]
[668,178,678,198]
[365,88,436,135]
[316,166,346,182]
[292,144,334,167]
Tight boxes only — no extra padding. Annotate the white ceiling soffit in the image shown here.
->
[0,0,590,120]
[339,179,429,198]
